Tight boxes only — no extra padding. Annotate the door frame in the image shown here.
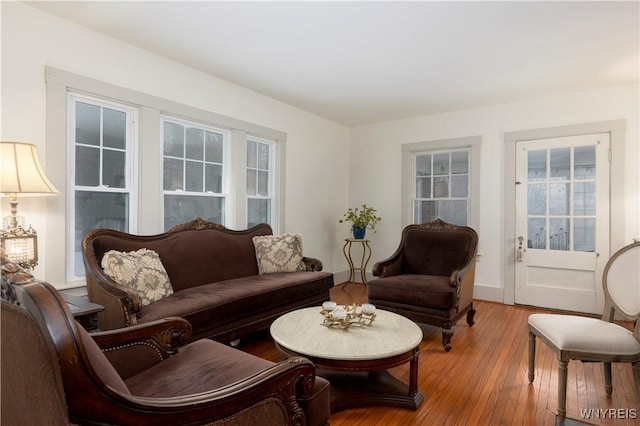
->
[504,119,627,305]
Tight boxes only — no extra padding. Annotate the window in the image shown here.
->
[49,67,286,286]
[246,137,275,228]
[69,94,137,278]
[402,136,480,230]
[414,149,469,225]
[162,117,229,230]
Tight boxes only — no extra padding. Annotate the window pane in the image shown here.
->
[451,175,468,197]
[528,150,546,181]
[258,143,269,170]
[416,154,431,176]
[103,150,126,188]
[186,127,204,160]
[103,108,126,149]
[76,102,100,146]
[74,191,128,276]
[205,131,223,163]
[574,218,595,252]
[414,200,466,226]
[550,148,570,180]
[451,151,468,174]
[164,122,184,157]
[247,140,257,168]
[164,194,224,231]
[247,169,257,195]
[574,182,596,216]
[185,160,203,192]
[164,158,183,191]
[527,184,546,215]
[205,164,222,193]
[416,177,431,198]
[257,171,269,196]
[433,153,449,175]
[574,146,595,179]
[75,146,100,186]
[549,218,570,251]
[549,183,570,215]
[527,218,546,249]
[433,177,449,198]
[248,198,271,228]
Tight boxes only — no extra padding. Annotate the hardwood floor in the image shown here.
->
[240,283,639,425]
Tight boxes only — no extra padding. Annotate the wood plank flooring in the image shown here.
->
[240,283,639,425]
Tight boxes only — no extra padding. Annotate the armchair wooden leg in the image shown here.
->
[466,304,476,327]
[604,362,613,396]
[557,353,569,420]
[442,327,453,352]
[528,331,536,384]
[633,362,640,402]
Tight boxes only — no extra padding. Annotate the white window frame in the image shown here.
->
[161,115,231,230]
[45,66,287,288]
[246,135,277,229]
[67,92,138,281]
[401,136,481,230]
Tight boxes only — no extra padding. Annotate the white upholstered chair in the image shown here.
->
[528,241,640,420]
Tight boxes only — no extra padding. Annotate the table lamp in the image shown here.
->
[1,141,59,270]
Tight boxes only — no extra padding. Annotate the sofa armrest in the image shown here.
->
[91,317,192,379]
[302,256,323,271]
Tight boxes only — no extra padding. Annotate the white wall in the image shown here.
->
[350,85,639,302]
[1,2,350,286]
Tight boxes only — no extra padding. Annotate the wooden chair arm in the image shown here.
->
[71,357,317,425]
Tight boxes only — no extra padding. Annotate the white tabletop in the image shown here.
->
[270,306,423,361]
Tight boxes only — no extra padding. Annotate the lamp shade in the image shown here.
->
[1,142,59,195]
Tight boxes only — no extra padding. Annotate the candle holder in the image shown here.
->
[319,303,376,330]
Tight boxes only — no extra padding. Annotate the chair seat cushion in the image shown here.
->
[367,274,455,310]
[528,314,640,356]
[125,339,274,397]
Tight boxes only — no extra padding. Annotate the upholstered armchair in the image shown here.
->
[367,219,479,352]
[1,273,330,425]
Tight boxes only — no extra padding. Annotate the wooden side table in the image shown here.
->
[342,238,372,285]
[62,293,104,332]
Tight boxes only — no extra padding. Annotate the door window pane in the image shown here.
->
[527,150,546,181]
[549,183,570,215]
[550,148,571,180]
[527,184,546,215]
[549,218,570,251]
[574,218,596,252]
[574,146,596,179]
[574,182,596,216]
[527,218,546,249]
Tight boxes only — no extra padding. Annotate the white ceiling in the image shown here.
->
[27,1,639,126]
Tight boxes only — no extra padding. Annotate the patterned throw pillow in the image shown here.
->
[253,233,306,275]
[101,248,173,306]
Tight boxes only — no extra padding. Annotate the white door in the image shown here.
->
[514,134,610,314]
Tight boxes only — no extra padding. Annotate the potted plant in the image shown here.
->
[339,204,382,239]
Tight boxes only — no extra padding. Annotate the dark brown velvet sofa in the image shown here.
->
[1,265,330,426]
[82,218,334,343]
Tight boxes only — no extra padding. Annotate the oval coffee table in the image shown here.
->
[270,306,424,413]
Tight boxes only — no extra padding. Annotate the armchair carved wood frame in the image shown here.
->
[367,219,479,352]
[1,276,327,426]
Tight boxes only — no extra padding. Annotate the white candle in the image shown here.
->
[322,301,337,311]
[361,303,376,315]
